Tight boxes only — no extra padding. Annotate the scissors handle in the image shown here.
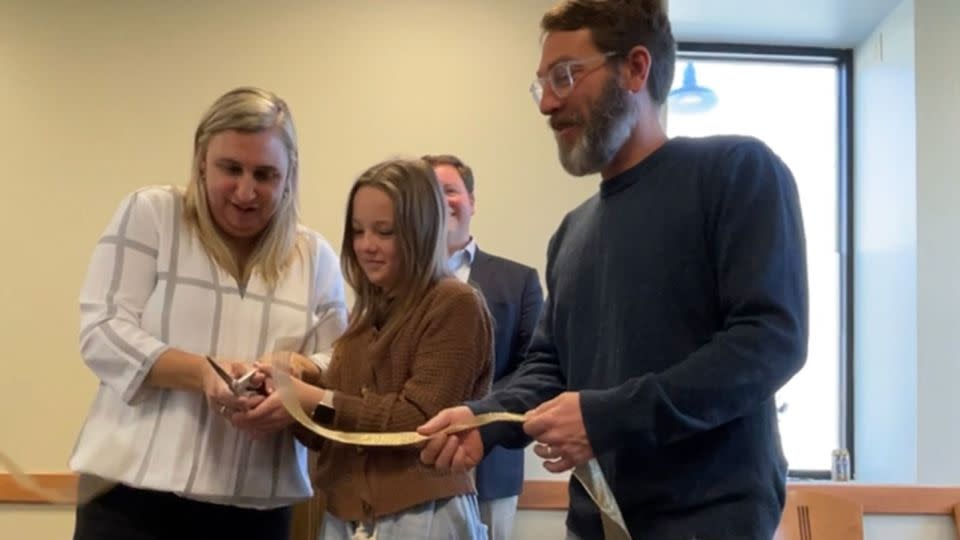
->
[232,369,264,395]
[205,356,267,396]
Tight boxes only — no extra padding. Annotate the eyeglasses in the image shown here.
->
[529,51,619,106]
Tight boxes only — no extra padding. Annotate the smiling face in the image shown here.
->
[201,128,288,247]
[432,163,475,252]
[350,185,400,290]
[537,29,640,176]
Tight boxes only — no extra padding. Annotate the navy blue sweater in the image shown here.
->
[470,136,808,539]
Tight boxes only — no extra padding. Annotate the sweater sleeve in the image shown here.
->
[331,289,494,433]
[579,140,809,456]
[78,189,172,405]
[468,235,567,451]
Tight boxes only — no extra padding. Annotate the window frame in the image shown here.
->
[674,42,855,480]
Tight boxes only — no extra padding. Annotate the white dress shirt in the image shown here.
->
[448,238,477,284]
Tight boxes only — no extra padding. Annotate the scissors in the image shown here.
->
[204,356,262,396]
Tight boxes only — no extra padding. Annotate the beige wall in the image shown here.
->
[853,0,917,484]
[10,1,957,539]
[851,0,960,538]
[915,0,960,485]
[0,0,596,536]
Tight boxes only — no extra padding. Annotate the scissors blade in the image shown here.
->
[205,356,240,395]
[232,369,260,395]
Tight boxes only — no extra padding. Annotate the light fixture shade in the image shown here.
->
[668,62,718,114]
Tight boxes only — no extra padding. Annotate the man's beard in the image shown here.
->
[552,77,640,177]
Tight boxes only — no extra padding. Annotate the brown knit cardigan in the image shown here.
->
[296,278,494,521]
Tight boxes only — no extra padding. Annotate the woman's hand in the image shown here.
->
[201,359,265,418]
[254,351,320,382]
[230,363,326,439]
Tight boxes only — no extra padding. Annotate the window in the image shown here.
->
[666,45,852,476]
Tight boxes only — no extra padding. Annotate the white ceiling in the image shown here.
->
[670,0,904,48]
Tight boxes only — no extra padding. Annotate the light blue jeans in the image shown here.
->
[319,494,488,540]
[478,496,518,540]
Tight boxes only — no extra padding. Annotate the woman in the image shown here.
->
[269,158,493,539]
[70,87,348,539]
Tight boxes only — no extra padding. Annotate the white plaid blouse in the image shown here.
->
[70,186,347,508]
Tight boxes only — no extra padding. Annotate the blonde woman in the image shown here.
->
[70,87,347,539]
[265,159,492,539]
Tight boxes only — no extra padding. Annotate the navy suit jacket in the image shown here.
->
[468,248,543,501]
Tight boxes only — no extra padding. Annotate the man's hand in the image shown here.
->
[524,392,594,473]
[417,406,484,474]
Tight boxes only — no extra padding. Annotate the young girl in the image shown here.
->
[274,158,493,539]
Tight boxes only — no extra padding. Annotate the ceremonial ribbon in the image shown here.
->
[274,368,632,540]
[0,368,631,540]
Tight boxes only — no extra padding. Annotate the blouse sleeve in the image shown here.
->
[78,189,173,404]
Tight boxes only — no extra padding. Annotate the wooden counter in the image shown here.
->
[4,474,960,516]
[517,480,960,514]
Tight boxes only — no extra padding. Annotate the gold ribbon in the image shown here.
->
[1,368,631,540]
[274,368,632,539]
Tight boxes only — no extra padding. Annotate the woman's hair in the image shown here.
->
[339,158,450,340]
[183,86,301,287]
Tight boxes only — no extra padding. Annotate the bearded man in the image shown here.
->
[420,2,809,539]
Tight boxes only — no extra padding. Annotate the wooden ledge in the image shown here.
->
[4,474,960,516]
[519,480,960,515]
[518,480,570,510]
[0,474,77,504]
[787,482,960,515]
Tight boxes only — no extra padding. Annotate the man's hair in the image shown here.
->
[421,154,475,194]
[541,0,677,105]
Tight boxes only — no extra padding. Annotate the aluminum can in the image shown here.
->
[831,448,851,481]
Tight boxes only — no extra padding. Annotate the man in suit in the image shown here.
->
[423,154,544,540]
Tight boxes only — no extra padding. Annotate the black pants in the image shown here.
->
[72,477,291,540]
